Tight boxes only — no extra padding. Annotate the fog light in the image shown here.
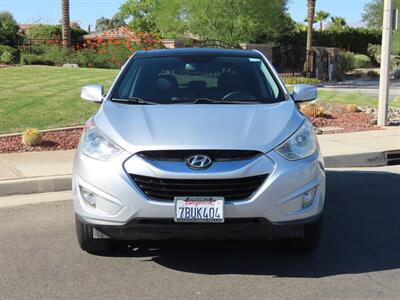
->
[80,187,96,207]
[79,185,123,215]
[302,187,317,208]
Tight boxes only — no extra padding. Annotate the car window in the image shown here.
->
[112,55,285,104]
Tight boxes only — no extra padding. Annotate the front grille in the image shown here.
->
[130,174,268,201]
[138,150,262,162]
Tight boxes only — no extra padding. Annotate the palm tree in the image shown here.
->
[315,10,330,31]
[304,0,316,75]
[329,16,347,30]
[61,0,71,48]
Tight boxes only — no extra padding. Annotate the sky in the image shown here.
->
[0,0,371,31]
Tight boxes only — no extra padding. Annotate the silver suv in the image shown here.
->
[73,48,325,253]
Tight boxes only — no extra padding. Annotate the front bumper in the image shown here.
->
[72,149,325,238]
[85,217,323,240]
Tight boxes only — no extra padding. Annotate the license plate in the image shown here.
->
[174,197,224,223]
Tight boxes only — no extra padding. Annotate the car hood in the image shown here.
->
[94,100,304,154]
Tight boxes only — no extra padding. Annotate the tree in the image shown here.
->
[315,10,330,31]
[175,0,292,44]
[0,11,19,47]
[363,0,400,29]
[185,0,289,45]
[95,15,126,32]
[363,0,400,54]
[305,0,316,75]
[111,15,126,28]
[118,0,159,32]
[95,17,113,32]
[117,0,292,45]
[61,0,71,48]
[329,16,347,30]
[151,0,189,38]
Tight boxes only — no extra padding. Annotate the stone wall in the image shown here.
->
[240,43,273,60]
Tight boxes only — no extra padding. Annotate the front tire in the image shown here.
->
[288,217,322,252]
[75,216,113,253]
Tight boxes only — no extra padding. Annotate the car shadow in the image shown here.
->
[100,170,400,278]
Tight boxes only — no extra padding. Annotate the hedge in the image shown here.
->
[25,24,87,43]
[281,28,382,55]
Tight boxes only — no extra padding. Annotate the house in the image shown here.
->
[83,27,135,41]
[18,24,34,34]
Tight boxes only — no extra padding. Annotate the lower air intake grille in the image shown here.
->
[387,151,400,166]
[130,174,268,201]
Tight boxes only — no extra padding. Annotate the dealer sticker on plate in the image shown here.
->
[174,197,224,223]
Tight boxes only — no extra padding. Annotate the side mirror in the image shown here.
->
[81,84,104,103]
[291,84,317,102]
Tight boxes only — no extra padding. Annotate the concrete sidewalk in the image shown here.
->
[0,150,74,197]
[318,127,400,167]
[0,128,399,197]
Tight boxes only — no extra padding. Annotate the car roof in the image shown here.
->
[133,48,262,58]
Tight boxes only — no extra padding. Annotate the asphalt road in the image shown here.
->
[1,168,400,299]
[320,79,400,101]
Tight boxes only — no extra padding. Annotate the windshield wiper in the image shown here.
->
[192,98,261,104]
[110,97,157,105]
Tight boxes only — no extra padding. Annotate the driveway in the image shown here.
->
[1,168,400,299]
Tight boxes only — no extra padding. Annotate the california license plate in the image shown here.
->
[174,197,224,223]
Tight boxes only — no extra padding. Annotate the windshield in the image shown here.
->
[111,55,286,104]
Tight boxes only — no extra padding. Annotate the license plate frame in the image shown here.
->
[174,196,225,223]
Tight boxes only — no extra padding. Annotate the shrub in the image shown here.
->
[367,44,381,62]
[21,128,42,147]
[0,45,18,62]
[353,54,372,68]
[338,51,355,72]
[21,46,71,66]
[346,104,360,113]
[367,70,379,78]
[73,30,164,69]
[394,96,400,102]
[300,103,325,118]
[42,46,71,66]
[283,77,321,85]
[22,54,55,66]
[22,29,164,69]
[0,50,14,64]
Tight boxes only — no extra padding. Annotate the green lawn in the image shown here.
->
[317,90,400,108]
[0,66,396,134]
[0,66,118,133]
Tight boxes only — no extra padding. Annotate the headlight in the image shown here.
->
[275,120,316,160]
[81,121,123,160]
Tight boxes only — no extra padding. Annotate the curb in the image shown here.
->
[324,152,387,168]
[0,175,72,197]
